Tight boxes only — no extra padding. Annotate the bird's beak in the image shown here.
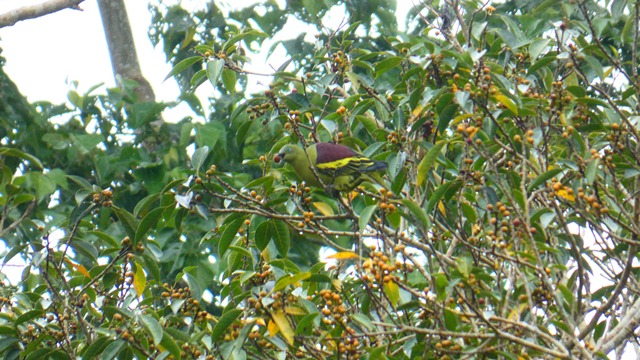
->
[274,152,285,164]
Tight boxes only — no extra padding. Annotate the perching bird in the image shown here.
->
[275,142,387,192]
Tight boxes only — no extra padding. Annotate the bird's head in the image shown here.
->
[274,144,304,164]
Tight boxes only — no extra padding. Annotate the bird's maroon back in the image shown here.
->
[314,143,359,164]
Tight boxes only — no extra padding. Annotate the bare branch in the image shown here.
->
[0,0,84,28]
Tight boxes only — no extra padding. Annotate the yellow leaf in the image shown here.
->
[267,319,279,337]
[324,333,337,351]
[271,310,295,345]
[63,258,90,277]
[255,317,266,327]
[332,279,343,292]
[555,189,575,202]
[412,104,425,117]
[326,252,360,260]
[383,280,400,307]
[348,190,360,201]
[313,202,334,216]
[451,113,474,126]
[438,200,446,215]
[261,247,272,262]
[133,262,147,297]
[508,302,529,321]
[284,305,306,315]
[495,94,518,115]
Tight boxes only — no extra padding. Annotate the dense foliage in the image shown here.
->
[2,0,640,359]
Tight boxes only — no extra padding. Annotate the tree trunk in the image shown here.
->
[97,0,155,103]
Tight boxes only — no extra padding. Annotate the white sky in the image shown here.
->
[0,2,634,358]
[0,0,390,121]
[0,0,182,116]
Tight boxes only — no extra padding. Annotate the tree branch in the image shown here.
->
[0,0,84,28]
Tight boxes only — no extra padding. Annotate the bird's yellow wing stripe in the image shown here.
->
[316,157,374,176]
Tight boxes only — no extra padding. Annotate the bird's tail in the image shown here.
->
[365,160,388,172]
[363,161,388,189]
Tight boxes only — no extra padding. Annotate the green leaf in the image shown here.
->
[351,314,374,331]
[219,217,245,256]
[594,321,606,342]
[527,168,563,191]
[460,202,477,223]
[15,309,44,326]
[112,206,138,242]
[444,308,458,330]
[26,172,56,202]
[368,346,387,360]
[81,336,111,359]
[101,339,124,360]
[584,55,604,80]
[271,219,290,256]
[558,283,574,309]
[0,147,43,169]
[135,207,165,244]
[0,326,16,336]
[163,327,191,343]
[375,56,404,78]
[585,158,598,185]
[133,193,161,218]
[529,38,550,59]
[191,146,210,173]
[358,205,377,233]
[165,56,202,81]
[273,272,311,292]
[401,199,429,229]
[159,330,181,359]
[206,59,225,87]
[2,243,27,266]
[295,313,319,336]
[417,141,446,187]
[254,221,271,251]
[223,29,267,52]
[140,315,163,345]
[457,256,472,278]
[426,180,462,213]
[211,309,243,341]
[222,69,237,94]
[528,53,556,74]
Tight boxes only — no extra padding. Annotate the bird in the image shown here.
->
[274,142,387,192]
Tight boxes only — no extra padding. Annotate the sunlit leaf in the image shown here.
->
[271,310,295,345]
[494,94,518,115]
[133,262,147,297]
[384,281,400,307]
[326,252,360,260]
[555,189,575,202]
[313,202,334,216]
[273,272,311,292]
[417,141,446,187]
